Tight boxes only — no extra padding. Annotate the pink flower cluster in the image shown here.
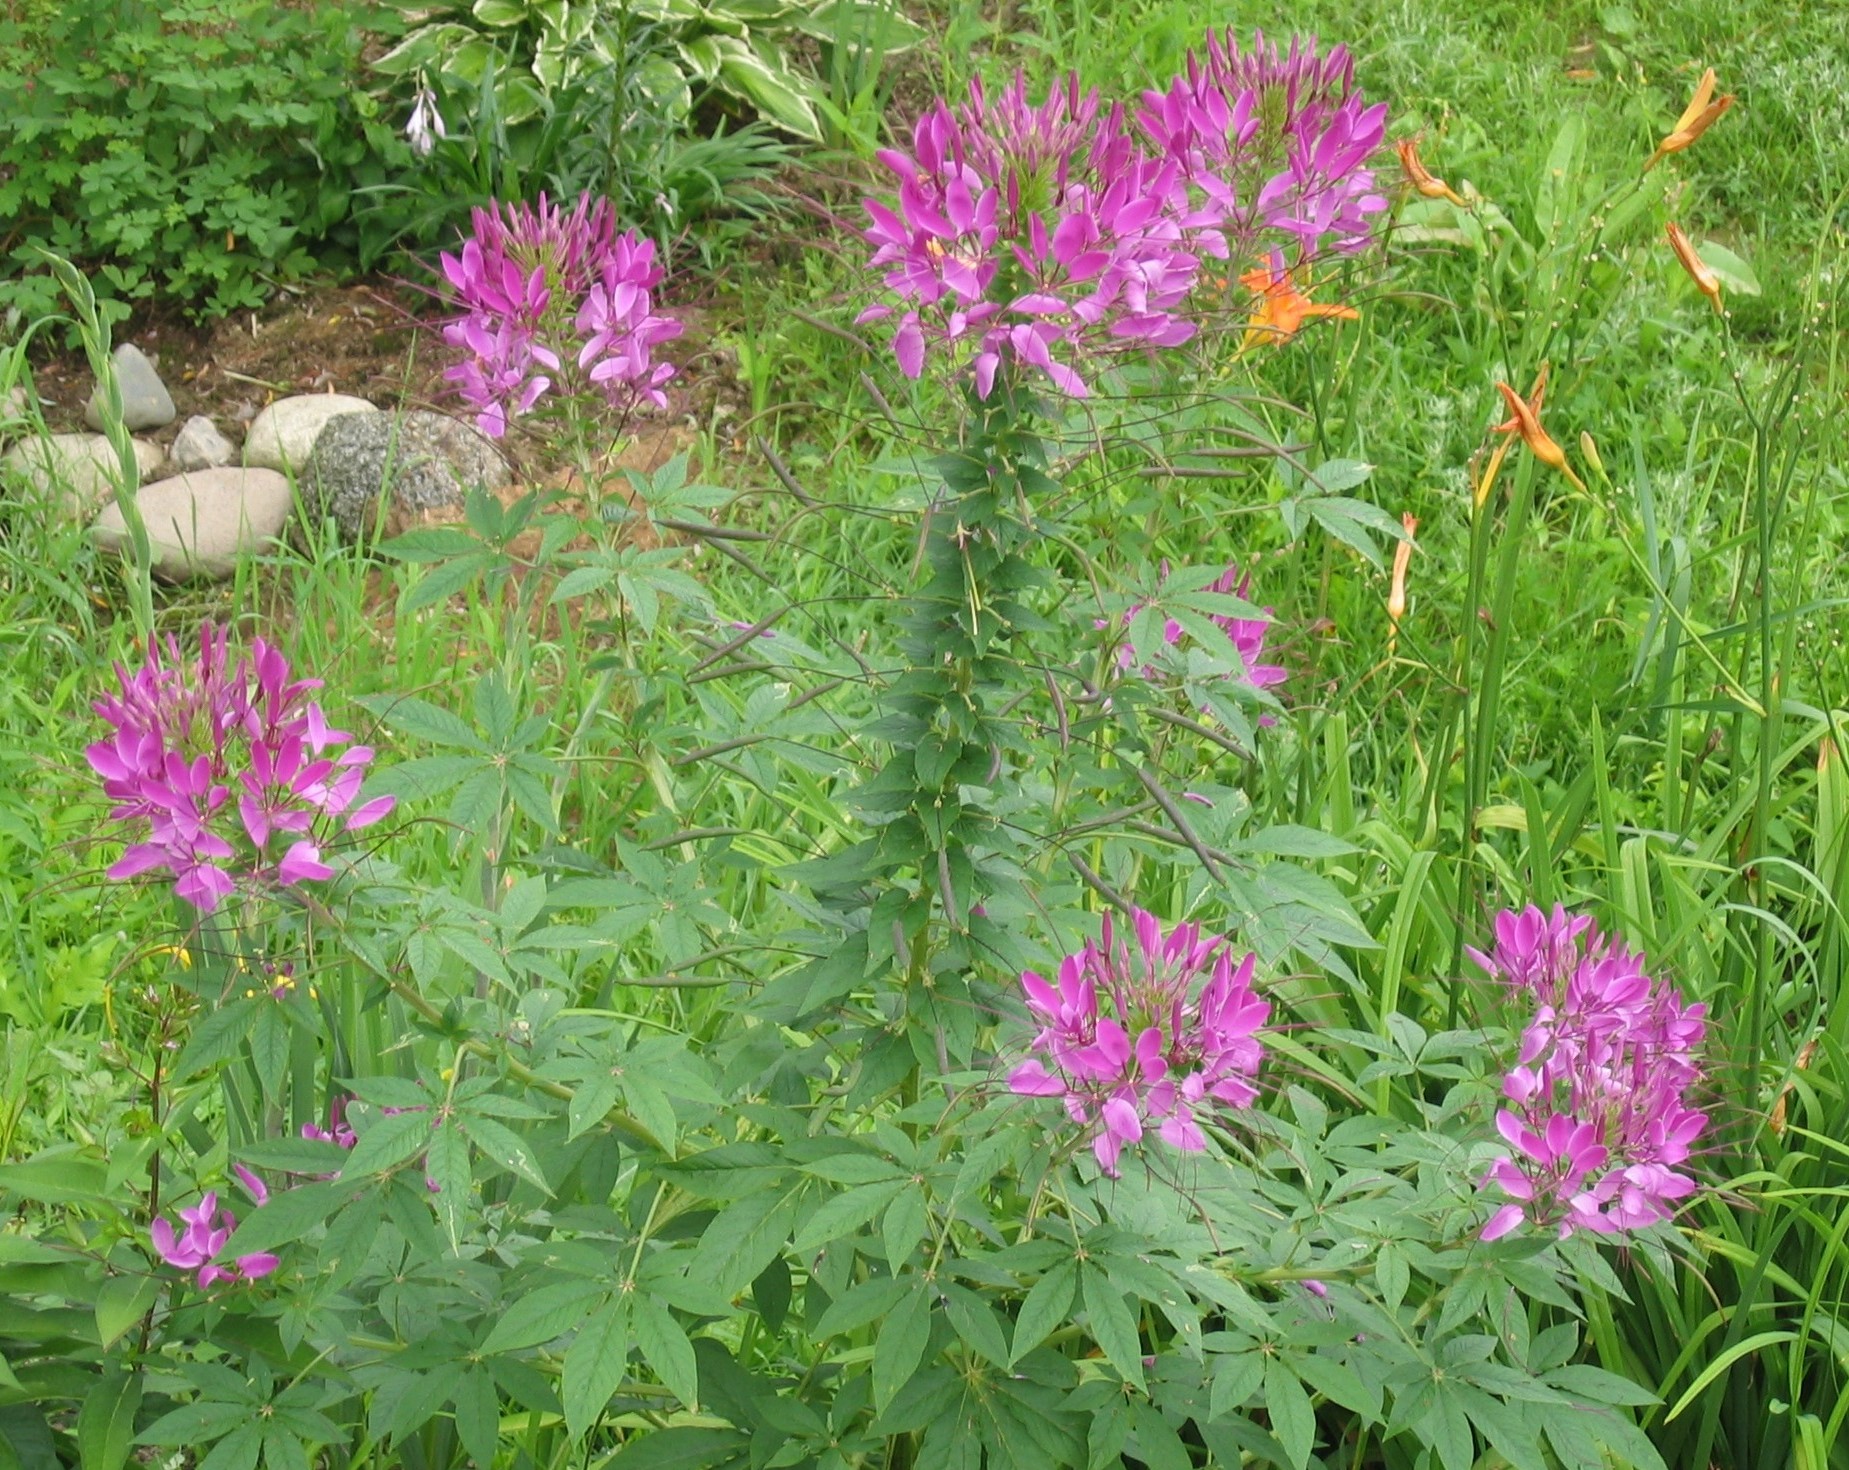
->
[86,625,393,913]
[1107,563,1287,701]
[440,192,681,438]
[858,72,1208,398]
[1138,30,1387,258]
[1008,907,1269,1175]
[857,33,1386,397]
[1470,905,1709,1240]
[150,1165,278,1290]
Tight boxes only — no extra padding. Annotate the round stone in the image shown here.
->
[91,467,293,581]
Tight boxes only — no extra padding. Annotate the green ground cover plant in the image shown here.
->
[2,0,1847,1467]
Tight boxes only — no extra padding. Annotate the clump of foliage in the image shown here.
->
[0,0,405,327]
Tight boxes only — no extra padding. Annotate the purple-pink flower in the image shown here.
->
[1007,907,1268,1175]
[150,1166,279,1289]
[857,71,1209,398]
[439,192,680,438]
[1138,30,1388,260]
[1474,906,1709,1240]
[86,626,393,912]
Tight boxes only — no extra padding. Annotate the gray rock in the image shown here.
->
[301,410,510,541]
[91,467,292,581]
[243,394,377,473]
[1,433,166,517]
[84,344,176,432]
[171,415,234,472]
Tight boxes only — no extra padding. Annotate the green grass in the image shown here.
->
[2,0,1847,1464]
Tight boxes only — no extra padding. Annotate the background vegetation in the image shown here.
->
[3,0,1847,1466]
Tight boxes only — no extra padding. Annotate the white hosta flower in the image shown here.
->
[405,86,446,158]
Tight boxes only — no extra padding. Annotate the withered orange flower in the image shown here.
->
[1239,256,1359,350]
[1396,138,1465,207]
[1665,222,1724,314]
[1388,512,1417,653]
[1646,67,1734,170]
[1493,375,1585,493]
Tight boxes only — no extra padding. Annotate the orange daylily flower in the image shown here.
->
[1665,222,1724,313]
[1492,374,1585,493]
[1239,257,1359,350]
[1474,365,1545,508]
[1388,512,1417,653]
[1646,67,1734,170]
[1396,138,1465,207]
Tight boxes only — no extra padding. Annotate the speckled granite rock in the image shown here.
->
[299,410,510,541]
[92,467,292,581]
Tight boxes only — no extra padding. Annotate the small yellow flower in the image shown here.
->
[149,944,193,970]
[1665,222,1724,314]
[1396,138,1466,207]
[1646,67,1734,170]
[1239,257,1359,350]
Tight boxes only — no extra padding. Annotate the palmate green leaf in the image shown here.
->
[872,1279,932,1413]
[1427,1383,1476,1470]
[633,1294,699,1408]
[1080,1266,1145,1392]
[424,1121,471,1251]
[364,754,484,804]
[882,1187,928,1267]
[812,1275,909,1338]
[356,695,485,752]
[170,998,258,1081]
[692,1187,804,1299]
[195,1421,262,1470]
[139,1401,252,1447]
[459,1115,552,1194]
[453,1367,499,1467]
[1210,1351,1263,1420]
[792,1179,906,1253]
[939,1283,1010,1369]
[483,1281,595,1355]
[1126,1401,1190,1470]
[400,552,493,614]
[564,1299,629,1440]
[221,1182,341,1258]
[340,1110,434,1181]
[568,1071,622,1141]
[596,1426,749,1469]
[1263,1358,1316,1470]
[1010,1258,1076,1364]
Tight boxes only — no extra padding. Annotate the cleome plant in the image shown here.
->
[5,16,1837,1470]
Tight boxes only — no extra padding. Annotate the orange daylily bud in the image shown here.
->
[1239,258,1359,350]
[1396,138,1466,207]
[1494,381,1586,492]
[1665,222,1724,314]
[1646,67,1735,169]
[1387,512,1417,652]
